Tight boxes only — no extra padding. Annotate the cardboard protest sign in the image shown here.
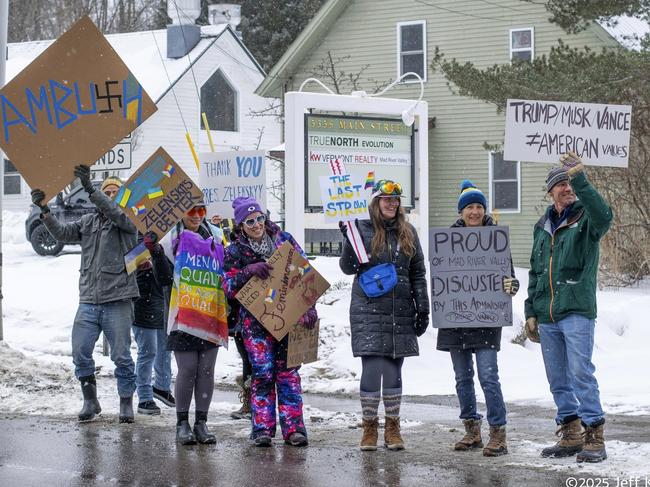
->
[235,242,330,341]
[0,16,157,201]
[504,99,631,167]
[199,150,266,218]
[287,320,320,368]
[429,227,513,329]
[115,147,204,239]
[319,173,371,223]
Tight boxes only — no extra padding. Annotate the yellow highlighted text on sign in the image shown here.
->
[319,173,371,223]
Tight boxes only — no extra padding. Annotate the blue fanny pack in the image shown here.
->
[358,263,398,298]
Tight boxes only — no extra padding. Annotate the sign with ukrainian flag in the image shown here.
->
[116,147,204,238]
[0,16,156,202]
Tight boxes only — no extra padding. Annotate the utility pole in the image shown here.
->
[0,0,8,341]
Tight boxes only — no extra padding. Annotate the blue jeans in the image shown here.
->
[132,326,172,402]
[539,314,604,426]
[450,348,507,426]
[72,301,136,398]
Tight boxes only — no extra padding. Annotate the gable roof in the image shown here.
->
[256,0,647,98]
[7,24,264,103]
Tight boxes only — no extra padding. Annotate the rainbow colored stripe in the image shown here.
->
[265,288,277,303]
[163,163,175,178]
[364,171,375,190]
[131,204,146,216]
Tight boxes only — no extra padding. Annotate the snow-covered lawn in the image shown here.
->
[2,208,650,418]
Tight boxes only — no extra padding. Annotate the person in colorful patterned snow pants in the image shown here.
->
[223,197,317,447]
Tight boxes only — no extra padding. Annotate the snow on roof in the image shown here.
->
[6,24,229,101]
[598,15,650,51]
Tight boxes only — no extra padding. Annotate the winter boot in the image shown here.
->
[483,425,508,457]
[176,420,197,445]
[384,416,405,451]
[137,400,161,415]
[152,387,175,408]
[454,419,483,451]
[285,432,308,447]
[78,375,102,422]
[576,422,607,463]
[231,377,252,420]
[119,396,135,424]
[360,417,379,451]
[193,421,217,444]
[253,435,272,447]
[541,418,584,458]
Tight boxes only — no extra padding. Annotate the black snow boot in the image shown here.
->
[177,420,197,445]
[193,411,216,444]
[78,375,102,422]
[119,396,135,423]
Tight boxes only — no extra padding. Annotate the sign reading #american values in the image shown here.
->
[504,99,631,167]
[429,226,513,329]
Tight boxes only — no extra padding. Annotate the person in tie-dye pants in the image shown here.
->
[223,197,318,447]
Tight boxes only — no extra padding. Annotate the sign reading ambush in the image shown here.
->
[504,99,631,167]
[429,227,513,329]
[0,16,156,201]
[305,114,414,208]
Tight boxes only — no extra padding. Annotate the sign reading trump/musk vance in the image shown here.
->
[429,227,513,329]
[199,150,267,219]
[504,99,631,167]
[305,115,414,207]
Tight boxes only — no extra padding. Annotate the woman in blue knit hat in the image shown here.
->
[436,180,519,457]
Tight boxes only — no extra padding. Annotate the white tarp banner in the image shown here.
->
[504,99,631,167]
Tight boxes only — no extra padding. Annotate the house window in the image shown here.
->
[201,69,238,132]
[3,159,22,196]
[510,27,534,62]
[397,21,426,82]
[489,152,520,212]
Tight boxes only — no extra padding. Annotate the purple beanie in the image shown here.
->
[232,196,263,225]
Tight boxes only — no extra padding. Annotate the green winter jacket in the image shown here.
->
[524,172,612,324]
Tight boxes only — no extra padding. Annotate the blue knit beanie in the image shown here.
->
[458,180,487,212]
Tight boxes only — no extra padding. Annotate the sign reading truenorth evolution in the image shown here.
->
[305,114,414,207]
[504,99,631,167]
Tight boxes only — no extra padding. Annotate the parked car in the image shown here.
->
[25,181,102,256]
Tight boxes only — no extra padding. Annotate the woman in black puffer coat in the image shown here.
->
[339,179,429,452]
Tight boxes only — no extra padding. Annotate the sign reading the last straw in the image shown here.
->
[0,16,156,201]
[116,147,204,239]
[305,114,414,208]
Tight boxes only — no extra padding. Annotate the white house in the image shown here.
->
[2,10,283,221]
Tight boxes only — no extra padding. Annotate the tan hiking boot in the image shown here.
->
[231,377,252,420]
[541,418,584,458]
[576,423,607,463]
[384,416,405,450]
[483,425,508,457]
[454,418,483,451]
[360,417,379,451]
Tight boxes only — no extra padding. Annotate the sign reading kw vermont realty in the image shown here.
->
[504,99,631,167]
[199,150,267,219]
[305,114,414,208]
[429,227,513,329]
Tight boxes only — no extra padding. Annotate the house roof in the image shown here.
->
[256,0,648,98]
[6,23,263,103]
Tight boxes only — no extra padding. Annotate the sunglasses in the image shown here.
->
[187,206,207,218]
[376,180,403,196]
[244,215,266,228]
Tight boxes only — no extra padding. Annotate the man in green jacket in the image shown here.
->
[525,152,612,464]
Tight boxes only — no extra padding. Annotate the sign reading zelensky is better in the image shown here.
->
[0,16,156,201]
[319,173,371,223]
[199,150,267,219]
[504,99,631,167]
[305,114,414,207]
[429,227,513,329]
[116,147,204,239]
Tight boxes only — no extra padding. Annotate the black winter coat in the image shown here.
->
[133,235,174,329]
[435,216,513,352]
[340,219,429,358]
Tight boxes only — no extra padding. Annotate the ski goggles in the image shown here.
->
[186,206,207,218]
[244,214,266,228]
[371,179,403,198]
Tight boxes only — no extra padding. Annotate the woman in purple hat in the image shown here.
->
[223,197,318,447]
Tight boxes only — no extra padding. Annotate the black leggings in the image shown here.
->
[174,349,218,413]
[360,356,404,392]
[234,332,252,382]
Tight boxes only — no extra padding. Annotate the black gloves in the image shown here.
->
[143,231,163,255]
[414,313,429,337]
[74,165,94,195]
[30,189,50,214]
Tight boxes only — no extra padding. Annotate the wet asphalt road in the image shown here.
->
[1,389,648,487]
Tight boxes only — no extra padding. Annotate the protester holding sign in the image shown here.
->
[436,180,519,457]
[31,168,138,423]
[163,203,227,446]
[525,152,613,464]
[223,197,317,448]
[339,179,429,451]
